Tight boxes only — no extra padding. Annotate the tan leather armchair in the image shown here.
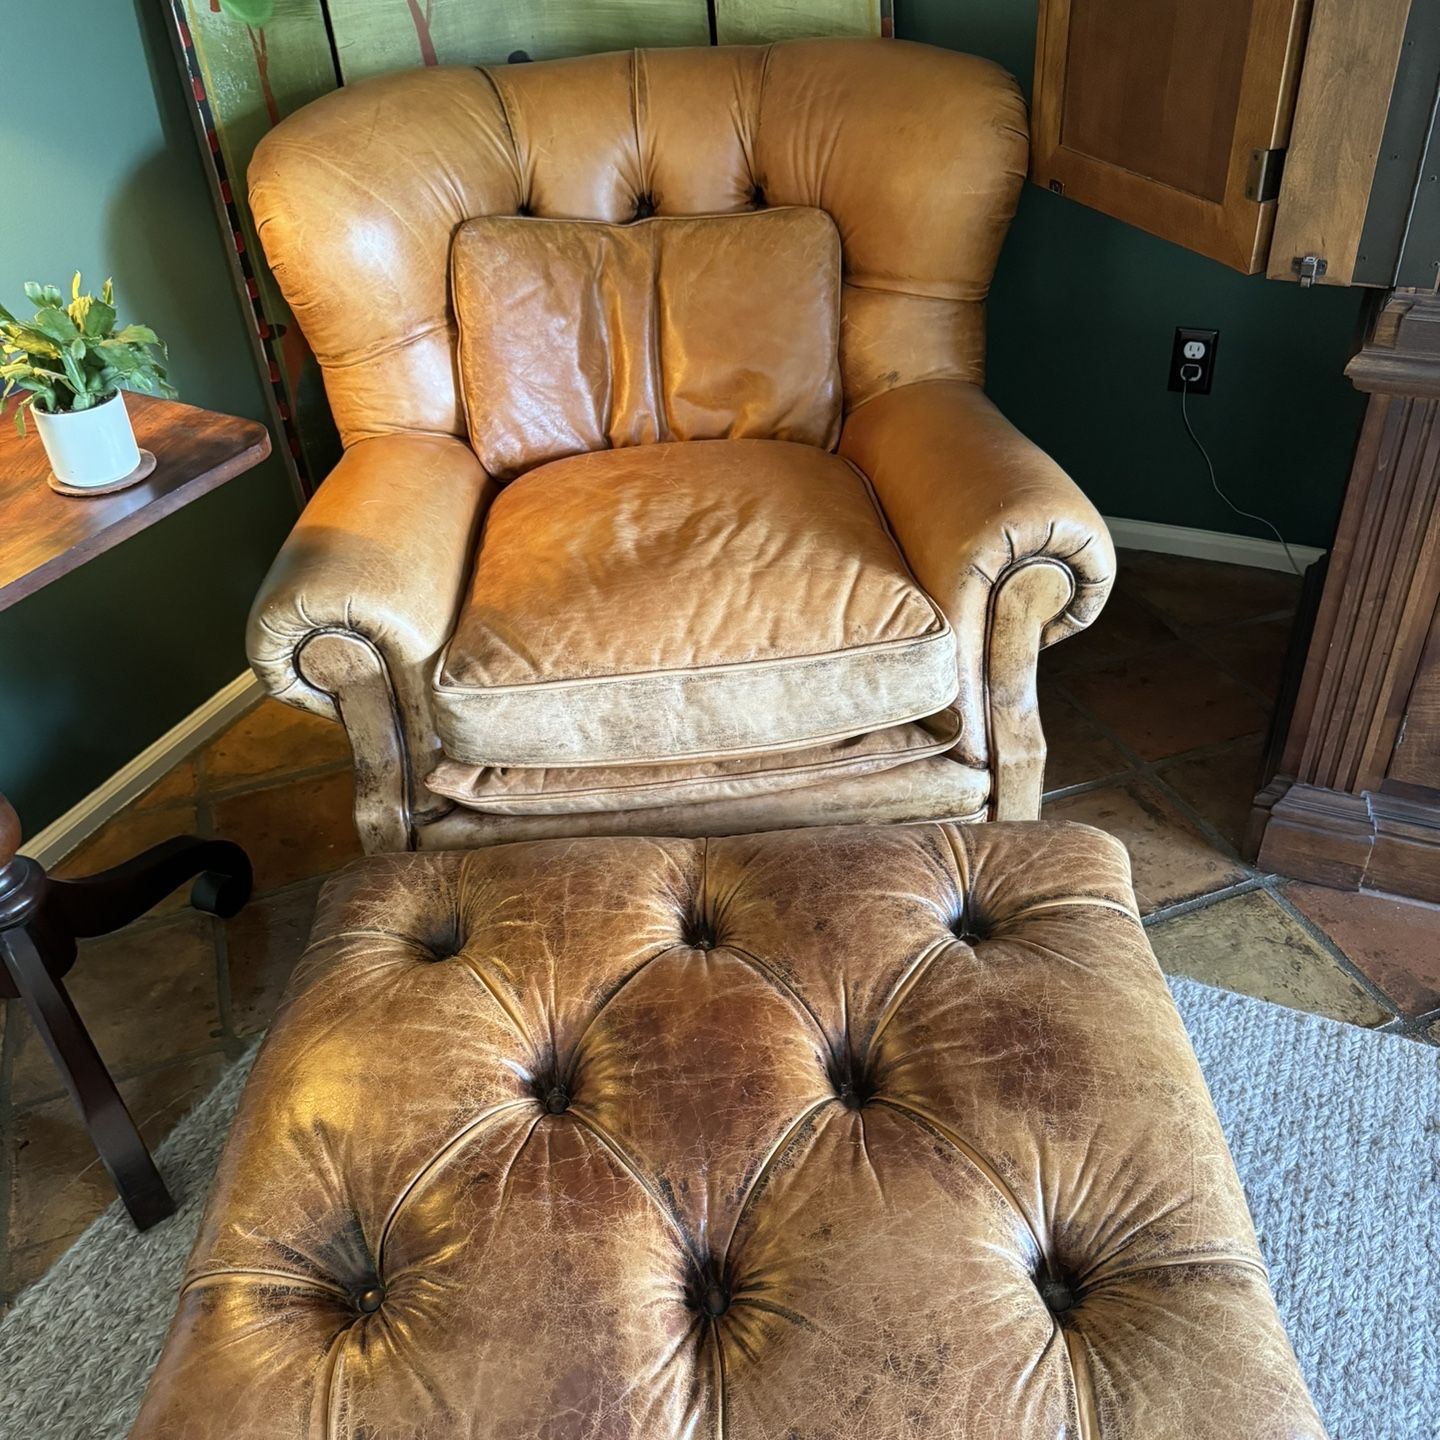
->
[245,38,1114,855]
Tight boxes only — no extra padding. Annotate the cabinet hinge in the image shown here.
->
[1292,254,1329,287]
[1246,147,1286,203]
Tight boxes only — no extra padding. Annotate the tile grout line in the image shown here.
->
[1057,568,1295,712]
[1140,875,1269,928]
[1047,674,1259,870]
[1039,731,1271,809]
[1045,622,1413,1031]
[1261,880,1413,1022]
[1059,682,1402,1021]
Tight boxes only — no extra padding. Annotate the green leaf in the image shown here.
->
[2,325,62,359]
[7,365,67,387]
[100,277,113,305]
[97,340,142,373]
[24,283,64,310]
[81,299,115,337]
[71,389,95,411]
[31,306,79,345]
[70,336,86,359]
[112,322,159,347]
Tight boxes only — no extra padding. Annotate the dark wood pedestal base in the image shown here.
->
[0,795,251,1230]
[1250,290,1440,902]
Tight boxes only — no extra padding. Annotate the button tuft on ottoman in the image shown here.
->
[131,822,1326,1439]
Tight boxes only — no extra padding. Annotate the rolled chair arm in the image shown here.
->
[246,433,494,847]
[840,380,1115,814]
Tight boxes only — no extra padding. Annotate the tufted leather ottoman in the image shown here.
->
[132,823,1324,1439]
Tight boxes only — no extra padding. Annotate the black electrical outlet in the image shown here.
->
[1168,327,1220,394]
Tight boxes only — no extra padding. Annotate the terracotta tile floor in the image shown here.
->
[1,548,1436,1308]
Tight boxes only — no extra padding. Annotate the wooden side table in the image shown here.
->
[0,394,273,1229]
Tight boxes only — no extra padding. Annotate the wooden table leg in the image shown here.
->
[0,927,174,1229]
[0,792,251,1232]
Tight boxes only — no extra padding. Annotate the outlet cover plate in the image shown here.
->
[1168,327,1220,394]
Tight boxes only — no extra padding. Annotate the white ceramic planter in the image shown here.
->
[34,391,141,488]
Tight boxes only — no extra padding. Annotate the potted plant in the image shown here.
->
[1,274,176,489]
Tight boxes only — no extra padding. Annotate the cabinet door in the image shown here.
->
[1267,0,1423,288]
[1031,0,1312,272]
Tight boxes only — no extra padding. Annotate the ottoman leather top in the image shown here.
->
[132,823,1323,1439]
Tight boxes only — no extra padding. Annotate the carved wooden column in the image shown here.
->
[1253,290,1440,901]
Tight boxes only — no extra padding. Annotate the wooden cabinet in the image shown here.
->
[1032,0,1434,284]
[1253,291,1440,901]
[1032,0,1311,272]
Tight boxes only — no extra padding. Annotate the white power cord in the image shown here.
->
[1179,372,1304,578]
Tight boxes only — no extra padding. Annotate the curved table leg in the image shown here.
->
[0,926,175,1230]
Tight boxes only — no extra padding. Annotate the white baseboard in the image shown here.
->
[1103,516,1324,574]
[20,672,264,869]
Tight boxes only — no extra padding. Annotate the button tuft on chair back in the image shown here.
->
[248,39,1028,449]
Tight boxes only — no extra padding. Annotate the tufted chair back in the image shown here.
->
[249,38,1029,451]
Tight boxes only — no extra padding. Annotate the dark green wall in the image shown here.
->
[0,2,298,829]
[898,0,1368,550]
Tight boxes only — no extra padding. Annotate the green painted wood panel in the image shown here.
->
[181,0,342,490]
[327,0,711,82]
[715,0,886,43]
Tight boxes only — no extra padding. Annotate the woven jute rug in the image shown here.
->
[1,979,1435,1439]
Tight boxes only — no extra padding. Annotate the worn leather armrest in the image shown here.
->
[840,379,1115,773]
[246,433,493,730]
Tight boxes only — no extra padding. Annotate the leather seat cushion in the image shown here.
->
[420,754,991,847]
[453,207,843,480]
[426,710,961,814]
[131,822,1324,1439]
[433,439,959,768]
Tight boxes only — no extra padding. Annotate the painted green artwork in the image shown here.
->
[171,0,885,492]
[715,0,887,44]
[329,1,709,81]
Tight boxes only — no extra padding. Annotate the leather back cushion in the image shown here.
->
[249,40,1028,449]
[453,208,842,480]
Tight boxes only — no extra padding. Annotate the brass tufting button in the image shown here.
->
[355,1284,385,1314]
[633,193,656,221]
[543,1085,570,1115]
[702,1284,729,1318]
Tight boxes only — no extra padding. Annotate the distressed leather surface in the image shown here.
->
[435,439,958,767]
[426,710,960,814]
[840,381,1116,771]
[420,755,990,847]
[249,41,1026,447]
[245,433,494,767]
[454,208,842,479]
[243,38,1115,844]
[130,822,1324,1439]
